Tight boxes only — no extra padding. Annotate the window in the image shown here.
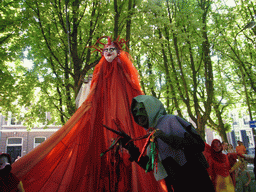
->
[246,131,254,147]
[0,115,7,125]
[235,131,241,142]
[233,121,238,125]
[34,137,46,148]
[243,116,250,125]
[231,113,238,125]
[7,138,22,145]
[9,112,22,125]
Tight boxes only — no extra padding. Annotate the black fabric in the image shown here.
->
[0,172,20,192]
[162,157,215,192]
[184,133,209,169]
[175,116,209,169]
[0,165,12,177]
[124,142,152,171]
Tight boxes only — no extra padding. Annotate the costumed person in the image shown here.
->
[235,160,251,192]
[121,95,215,192]
[203,143,240,187]
[0,153,25,192]
[207,139,235,192]
[230,153,255,189]
[11,37,167,192]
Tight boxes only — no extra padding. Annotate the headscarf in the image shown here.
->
[210,139,226,163]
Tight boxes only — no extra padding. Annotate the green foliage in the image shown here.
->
[1,0,255,136]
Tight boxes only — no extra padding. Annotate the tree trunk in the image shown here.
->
[114,0,119,40]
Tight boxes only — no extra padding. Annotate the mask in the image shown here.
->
[133,103,147,116]
[132,103,148,128]
[103,45,118,62]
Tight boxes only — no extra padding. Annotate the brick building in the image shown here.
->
[0,76,92,163]
[0,113,60,163]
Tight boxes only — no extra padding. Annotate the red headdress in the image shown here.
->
[91,36,128,55]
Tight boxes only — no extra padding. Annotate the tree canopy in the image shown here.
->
[1,0,255,141]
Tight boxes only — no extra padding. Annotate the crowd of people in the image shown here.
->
[203,139,254,192]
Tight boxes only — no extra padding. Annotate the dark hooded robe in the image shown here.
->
[131,95,215,192]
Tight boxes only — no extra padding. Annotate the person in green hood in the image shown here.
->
[124,95,215,192]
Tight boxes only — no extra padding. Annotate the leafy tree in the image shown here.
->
[0,0,31,116]
[2,0,256,142]
[1,0,139,127]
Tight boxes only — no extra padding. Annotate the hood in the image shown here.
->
[131,95,166,128]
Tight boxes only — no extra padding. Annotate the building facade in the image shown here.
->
[0,113,60,163]
[0,77,92,163]
[205,110,255,154]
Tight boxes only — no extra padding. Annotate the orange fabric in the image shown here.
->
[12,51,166,192]
[236,145,246,154]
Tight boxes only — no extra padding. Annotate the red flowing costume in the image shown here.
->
[11,51,166,191]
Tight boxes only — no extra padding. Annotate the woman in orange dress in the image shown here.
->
[11,37,167,192]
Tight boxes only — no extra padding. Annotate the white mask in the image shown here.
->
[103,45,118,62]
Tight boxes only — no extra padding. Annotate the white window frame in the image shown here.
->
[6,137,23,147]
[7,112,23,126]
[34,137,46,148]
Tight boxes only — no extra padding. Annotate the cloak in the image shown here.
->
[130,95,213,192]
[11,51,166,192]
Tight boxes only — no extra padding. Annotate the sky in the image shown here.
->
[22,49,33,70]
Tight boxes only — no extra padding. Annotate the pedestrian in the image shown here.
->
[207,139,235,192]
[222,141,229,154]
[0,153,25,192]
[235,161,251,192]
[228,144,236,153]
[236,141,247,154]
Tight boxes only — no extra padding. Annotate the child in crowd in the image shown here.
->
[0,153,25,192]
[235,161,251,192]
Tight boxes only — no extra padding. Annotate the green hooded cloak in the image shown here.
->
[131,95,167,128]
